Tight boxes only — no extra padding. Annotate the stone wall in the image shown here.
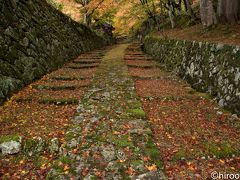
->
[0,0,106,104]
[143,36,240,115]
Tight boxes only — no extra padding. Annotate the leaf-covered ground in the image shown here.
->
[0,52,104,139]
[1,42,239,179]
[125,43,240,179]
[0,44,167,179]
[0,49,106,178]
[47,44,166,179]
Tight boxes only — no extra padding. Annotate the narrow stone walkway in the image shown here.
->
[1,42,239,179]
[0,48,107,178]
[48,44,166,179]
[125,43,240,179]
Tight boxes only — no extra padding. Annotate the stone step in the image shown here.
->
[77,57,102,60]
[127,64,156,69]
[66,64,99,69]
[47,43,166,179]
[51,76,93,81]
[31,84,88,90]
[124,57,153,61]
[73,60,101,64]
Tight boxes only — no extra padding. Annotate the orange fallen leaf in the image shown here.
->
[113,131,121,135]
[64,165,70,171]
[143,156,150,162]
[146,164,157,171]
[219,159,225,164]
[125,167,134,175]
[72,148,78,154]
[19,160,25,164]
[119,159,126,163]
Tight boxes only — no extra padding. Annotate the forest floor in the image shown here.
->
[0,48,108,178]
[156,24,240,46]
[126,43,240,179]
[0,43,239,179]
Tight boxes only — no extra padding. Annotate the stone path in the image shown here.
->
[0,48,107,178]
[1,42,239,179]
[125,43,240,179]
[47,44,166,179]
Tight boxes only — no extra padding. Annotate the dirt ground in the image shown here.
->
[156,24,240,46]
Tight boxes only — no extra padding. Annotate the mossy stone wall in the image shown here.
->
[0,0,106,104]
[144,36,240,115]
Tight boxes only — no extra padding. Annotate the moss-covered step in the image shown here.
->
[124,55,150,59]
[77,57,102,60]
[32,84,88,90]
[171,142,239,162]
[131,76,163,80]
[47,44,166,179]
[51,76,93,81]
[66,64,99,69]
[127,64,157,68]
[0,135,75,156]
[38,98,79,105]
[124,58,153,61]
[72,60,101,64]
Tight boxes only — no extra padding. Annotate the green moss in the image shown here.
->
[47,0,64,10]
[59,156,72,164]
[127,64,155,68]
[32,156,49,168]
[15,97,33,103]
[99,110,109,116]
[130,108,146,118]
[129,101,142,109]
[67,64,99,69]
[143,139,163,168]
[205,142,237,158]
[32,84,86,90]
[107,134,134,148]
[51,156,74,175]
[0,135,20,143]
[91,135,105,143]
[23,138,44,155]
[164,124,173,134]
[194,92,212,100]
[65,132,77,141]
[172,149,187,161]
[231,121,240,128]
[52,76,76,81]
[38,98,78,105]
[130,160,144,170]
[52,164,64,173]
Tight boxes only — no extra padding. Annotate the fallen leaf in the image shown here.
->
[146,164,157,171]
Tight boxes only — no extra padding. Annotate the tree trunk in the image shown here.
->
[218,0,240,23]
[83,8,88,25]
[86,14,92,26]
[218,0,225,21]
[83,9,92,26]
[169,10,175,28]
[184,0,197,21]
[200,0,217,27]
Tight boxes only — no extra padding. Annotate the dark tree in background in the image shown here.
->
[139,0,240,29]
[218,0,240,23]
[200,0,240,27]
[200,0,217,27]
[75,0,105,26]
